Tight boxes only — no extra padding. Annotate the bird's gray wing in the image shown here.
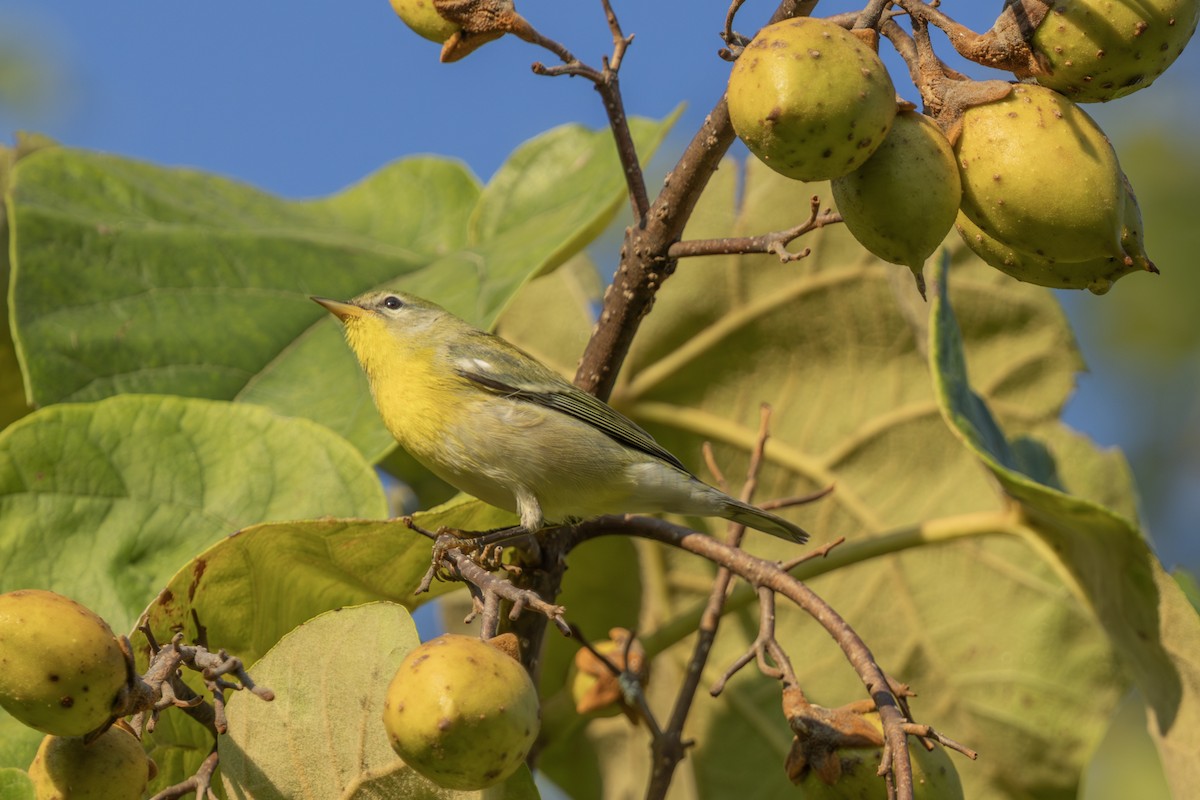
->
[450,331,689,473]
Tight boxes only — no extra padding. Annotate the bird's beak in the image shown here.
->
[311,296,365,322]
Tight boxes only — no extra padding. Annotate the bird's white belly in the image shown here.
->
[425,398,719,527]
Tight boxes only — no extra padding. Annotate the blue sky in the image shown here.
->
[2,1,1198,570]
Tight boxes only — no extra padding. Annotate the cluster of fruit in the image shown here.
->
[726,4,1198,295]
[0,590,153,799]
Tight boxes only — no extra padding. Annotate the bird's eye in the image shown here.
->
[382,296,404,310]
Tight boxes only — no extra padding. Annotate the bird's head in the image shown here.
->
[312,290,449,370]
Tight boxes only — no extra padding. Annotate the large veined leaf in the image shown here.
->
[0,137,52,430]
[0,769,34,800]
[0,394,387,631]
[133,496,513,793]
[6,115,676,461]
[534,157,1131,800]
[930,257,1200,799]
[0,393,389,768]
[219,602,540,800]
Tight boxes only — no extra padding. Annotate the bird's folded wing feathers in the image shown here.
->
[451,333,690,473]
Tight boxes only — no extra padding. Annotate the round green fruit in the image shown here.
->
[0,590,126,737]
[28,727,152,800]
[728,17,896,181]
[831,110,961,291]
[956,83,1124,264]
[955,175,1154,294]
[1030,0,1200,102]
[382,634,539,791]
[388,0,459,43]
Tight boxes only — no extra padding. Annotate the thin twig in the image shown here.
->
[854,0,895,29]
[576,515,918,800]
[148,749,220,800]
[647,406,774,799]
[780,535,846,571]
[710,585,799,694]
[528,0,649,219]
[900,722,979,760]
[417,531,572,636]
[575,0,822,400]
[667,197,842,262]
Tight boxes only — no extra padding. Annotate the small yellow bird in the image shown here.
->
[313,290,808,543]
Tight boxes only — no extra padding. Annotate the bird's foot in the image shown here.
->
[423,525,532,585]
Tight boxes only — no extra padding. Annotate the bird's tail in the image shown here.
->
[720,499,809,543]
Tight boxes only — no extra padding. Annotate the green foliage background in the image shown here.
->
[1,116,1197,799]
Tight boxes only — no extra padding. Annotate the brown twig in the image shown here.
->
[575,0,820,400]
[647,405,774,799]
[710,585,799,694]
[411,528,572,637]
[853,0,895,29]
[667,197,842,262]
[780,535,846,571]
[901,722,979,760]
[529,0,649,220]
[575,514,919,800]
[123,630,272,741]
[148,749,220,800]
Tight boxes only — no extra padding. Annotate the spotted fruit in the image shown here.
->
[382,634,539,790]
[1030,0,1200,102]
[28,727,152,800]
[728,17,897,181]
[831,110,961,294]
[0,591,127,737]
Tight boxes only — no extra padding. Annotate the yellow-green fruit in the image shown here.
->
[388,0,459,43]
[795,714,963,799]
[831,110,961,288]
[27,728,151,800]
[955,176,1154,294]
[0,591,126,737]
[956,83,1124,264]
[728,17,896,181]
[382,634,539,790]
[1031,0,1200,102]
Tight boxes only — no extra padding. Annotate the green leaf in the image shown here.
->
[133,497,512,792]
[218,602,537,800]
[344,762,539,800]
[930,255,1200,799]
[0,394,387,633]
[1173,568,1200,614]
[135,499,506,669]
[0,768,34,800]
[219,602,420,799]
[8,117,675,461]
[0,137,53,431]
[1080,691,1171,800]
[0,717,39,774]
[536,158,1128,799]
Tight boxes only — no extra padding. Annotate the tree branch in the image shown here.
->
[575,0,822,400]
[647,405,775,798]
[577,514,918,799]
[667,196,842,262]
